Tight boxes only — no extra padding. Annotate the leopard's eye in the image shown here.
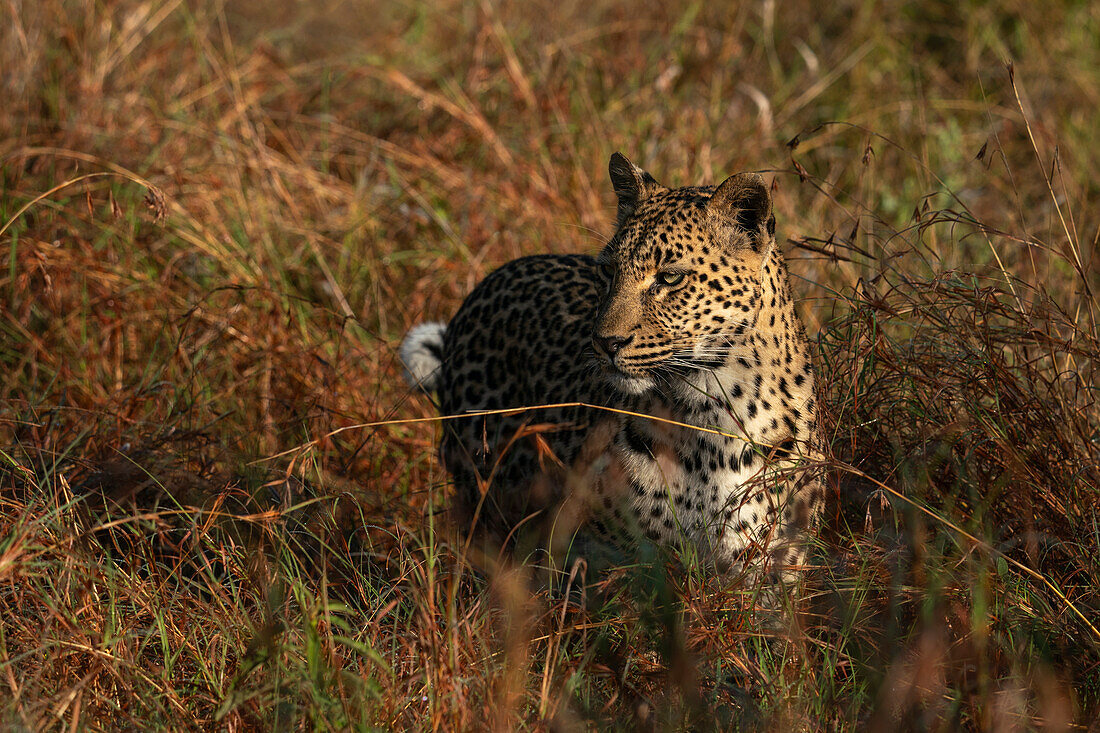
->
[599,261,615,279]
[655,271,685,287]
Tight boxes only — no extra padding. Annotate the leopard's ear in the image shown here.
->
[707,172,774,250]
[609,152,662,228]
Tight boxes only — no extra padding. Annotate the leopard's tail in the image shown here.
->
[399,322,447,394]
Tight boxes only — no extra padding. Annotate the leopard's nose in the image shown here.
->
[594,333,633,357]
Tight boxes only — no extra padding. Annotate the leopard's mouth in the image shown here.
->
[605,370,654,395]
[599,360,657,395]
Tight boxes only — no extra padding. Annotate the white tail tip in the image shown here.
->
[399,321,446,393]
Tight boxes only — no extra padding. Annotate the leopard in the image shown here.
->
[400,153,823,586]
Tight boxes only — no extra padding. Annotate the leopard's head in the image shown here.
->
[593,152,777,395]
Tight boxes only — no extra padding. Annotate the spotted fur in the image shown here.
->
[400,153,824,580]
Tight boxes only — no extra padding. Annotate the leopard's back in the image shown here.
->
[435,254,610,535]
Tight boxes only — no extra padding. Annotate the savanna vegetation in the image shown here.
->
[2,0,1099,729]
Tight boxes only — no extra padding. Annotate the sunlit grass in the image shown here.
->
[2,0,1098,729]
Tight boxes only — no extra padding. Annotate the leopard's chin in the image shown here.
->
[603,367,655,395]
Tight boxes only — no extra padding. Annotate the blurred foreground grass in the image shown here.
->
[2,0,1099,729]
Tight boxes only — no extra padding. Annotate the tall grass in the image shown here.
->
[2,0,1098,729]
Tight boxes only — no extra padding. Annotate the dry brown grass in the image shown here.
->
[2,0,1099,729]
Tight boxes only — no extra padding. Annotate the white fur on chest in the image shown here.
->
[613,416,785,562]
